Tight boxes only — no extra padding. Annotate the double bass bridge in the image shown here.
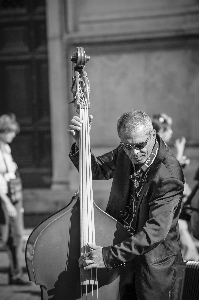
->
[81,268,99,299]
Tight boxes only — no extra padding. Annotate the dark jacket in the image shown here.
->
[69,135,184,300]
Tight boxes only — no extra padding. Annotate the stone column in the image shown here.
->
[46,0,71,189]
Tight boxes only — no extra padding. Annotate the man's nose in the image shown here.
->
[131,148,140,155]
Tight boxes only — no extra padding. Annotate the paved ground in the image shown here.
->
[1,226,199,300]
[0,229,41,300]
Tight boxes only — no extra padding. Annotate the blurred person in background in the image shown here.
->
[152,113,199,261]
[0,114,31,285]
[190,197,199,241]
[189,167,199,240]
[152,113,190,167]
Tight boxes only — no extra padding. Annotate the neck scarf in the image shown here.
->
[120,140,159,234]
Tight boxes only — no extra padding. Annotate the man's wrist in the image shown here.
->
[75,141,79,150]
[69,142,79,157]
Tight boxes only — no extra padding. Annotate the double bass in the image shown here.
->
[25,47,132,300]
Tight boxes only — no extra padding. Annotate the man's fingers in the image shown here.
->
[84,259,94,265]
[79,251,92,261]
[87,243,97,250]
[68,129,75,136]
[69,124,81,131]
[73,116,82,123]
[79,258,95,268]
[83,263,99,270]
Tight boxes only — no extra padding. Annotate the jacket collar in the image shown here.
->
[147,134,167,176]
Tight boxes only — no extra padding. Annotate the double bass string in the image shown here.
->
[79,85,98,298]
[80,104,95,249]
[84,102,98,297]
[80,105,97,297]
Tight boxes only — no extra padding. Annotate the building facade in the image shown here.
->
[1,0,199,220]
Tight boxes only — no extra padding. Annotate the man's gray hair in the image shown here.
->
[117,110,153,137]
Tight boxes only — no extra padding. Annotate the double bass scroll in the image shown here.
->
[25,47,133,300]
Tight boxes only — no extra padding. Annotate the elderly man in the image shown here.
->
[68,110,184,300]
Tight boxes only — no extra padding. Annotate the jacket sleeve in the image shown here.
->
[69,143,118,180]
[102,175,184,269]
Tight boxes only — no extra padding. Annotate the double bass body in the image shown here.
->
[26,195,132,300]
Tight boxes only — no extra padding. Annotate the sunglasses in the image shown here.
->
[120,136,150,151]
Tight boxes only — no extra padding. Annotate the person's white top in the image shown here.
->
[0,143,17,195]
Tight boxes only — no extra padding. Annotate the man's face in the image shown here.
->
[119,125,156,165]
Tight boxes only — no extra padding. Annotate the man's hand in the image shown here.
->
[68,116,82,143]
[68,115,93,144]
[78,244,105,269]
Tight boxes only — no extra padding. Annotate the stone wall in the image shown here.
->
[24,0,199,221]
[65,0,199,188]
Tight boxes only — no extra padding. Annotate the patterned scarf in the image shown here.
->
[120,140,159,234]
